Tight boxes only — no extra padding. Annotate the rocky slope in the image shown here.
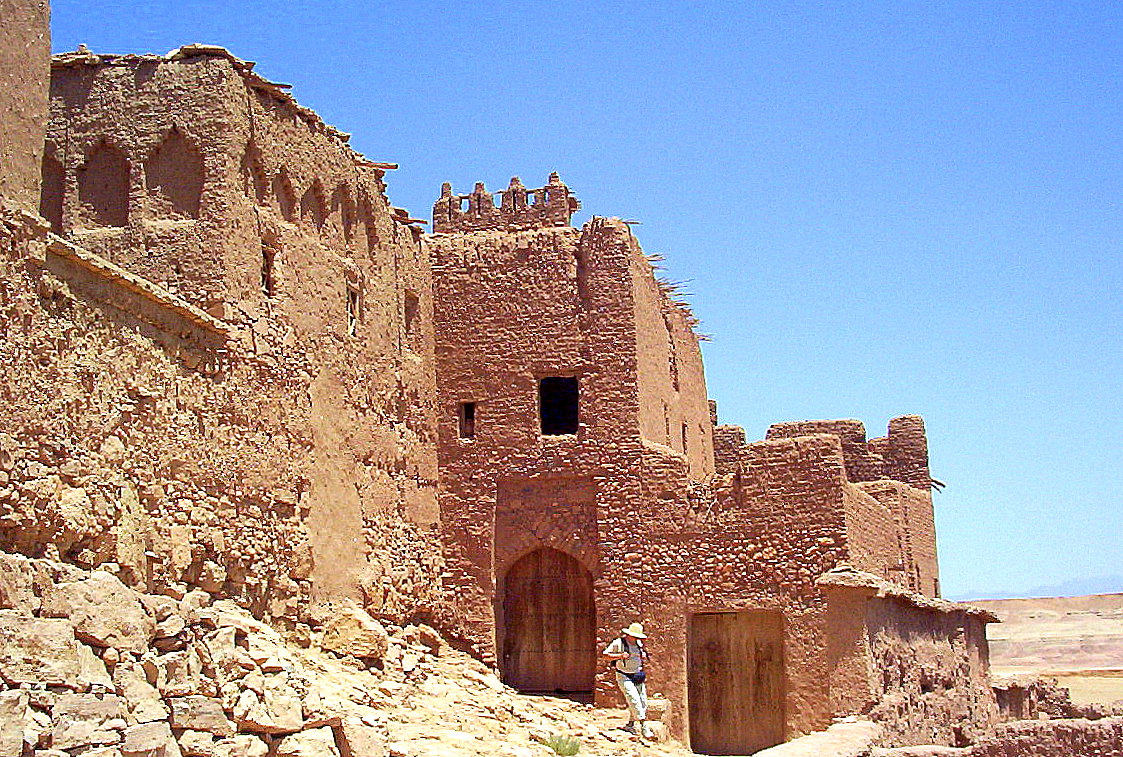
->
[0,551,685,757]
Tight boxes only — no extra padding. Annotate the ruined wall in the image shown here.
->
[4,47,440,627]
[864,597,997,746]
[631,241,714,480]
[876,717,1123,756]
[0,0,50,209]
[820,571,999,748]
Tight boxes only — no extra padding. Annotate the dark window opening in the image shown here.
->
[459,402,476,439]
[347,286,360,336]
[539,377,578,435]
[681,421,689,454]
[261,240,278,297]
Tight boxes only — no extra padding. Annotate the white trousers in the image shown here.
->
[615,671,648,721]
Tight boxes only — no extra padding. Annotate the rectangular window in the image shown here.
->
[459,402,476,439]
[347,286,360,336]
[539,376,579,435]
[681,421,689,454]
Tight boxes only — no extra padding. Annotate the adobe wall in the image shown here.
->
[766,417,940,597]
[820,570,999,748]
[631,242,714,479]
[5,47,441,627]
[594,433,857,740]
[864,597,997,746]
[429,217,653,652]
[0,0,50,209]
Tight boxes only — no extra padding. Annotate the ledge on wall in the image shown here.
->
[817,565,1000,623]
[40,234,233,339]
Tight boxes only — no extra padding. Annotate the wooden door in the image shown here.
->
[501,548,596,696]
[688,611,785,754]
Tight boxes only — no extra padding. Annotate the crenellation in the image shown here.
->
[432,172,580,233]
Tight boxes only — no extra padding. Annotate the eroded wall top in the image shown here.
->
[0,0,50,209]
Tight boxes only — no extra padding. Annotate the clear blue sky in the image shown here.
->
[50,0,1123,600]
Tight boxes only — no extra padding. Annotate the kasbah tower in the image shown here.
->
[2,1,1120,755]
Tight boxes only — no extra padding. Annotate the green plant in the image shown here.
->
[541,732,581,756]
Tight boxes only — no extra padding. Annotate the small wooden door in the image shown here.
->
[688,611,785,754]
[501,548,596,696]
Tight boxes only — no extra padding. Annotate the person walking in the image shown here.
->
[602,622,652,738]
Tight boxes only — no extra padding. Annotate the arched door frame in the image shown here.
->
[497,546,597,698]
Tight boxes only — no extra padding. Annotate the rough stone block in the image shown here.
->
[321,606,388,660]
[334,717,386,757]
[0,610,80,687]
[0,552,36,611]
[168,696,234,737]
[176,730,216,757]
[50,693,127,749]
[211,735,268,757]
[275,728,340,757]
[112,661,169,724]
[40,571,155,653]
[121,721,181,757]
[0,691,29,757]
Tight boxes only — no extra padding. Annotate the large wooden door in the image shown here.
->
[688,611,785,754]
[501,548,596,697]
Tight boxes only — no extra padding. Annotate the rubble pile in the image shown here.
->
[0,551,682,757]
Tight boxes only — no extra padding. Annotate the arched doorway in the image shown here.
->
[500,548,596,699]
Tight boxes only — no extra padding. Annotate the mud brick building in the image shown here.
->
[429,178,996,752]
[3,41,443,627]
[5,2,1122,755]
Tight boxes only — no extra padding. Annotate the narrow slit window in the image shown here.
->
[347,285,361,336]
[539,376,578,435]
[459,402,476,439]
[681,421,689,454]
[261,241,278,297]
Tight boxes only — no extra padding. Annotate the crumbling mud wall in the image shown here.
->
[0,0,50,209]
[871,718,1123,756]
[1,46,441,628]
[821,570,998,747]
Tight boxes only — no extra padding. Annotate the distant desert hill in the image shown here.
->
[971,593,1123,705]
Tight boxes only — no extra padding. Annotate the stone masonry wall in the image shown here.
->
[0,0,50,209]
[765,417,940,598]
[596,434,857,740]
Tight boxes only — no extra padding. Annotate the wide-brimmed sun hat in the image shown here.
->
[621,622,647,639]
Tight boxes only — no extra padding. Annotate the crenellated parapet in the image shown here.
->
[432,172,580,233]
